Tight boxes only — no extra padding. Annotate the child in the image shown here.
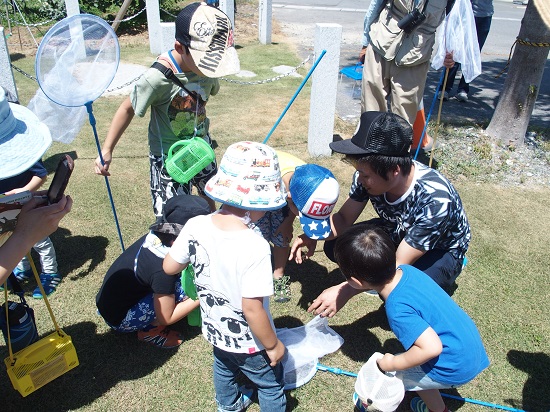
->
[164,141,287,411]
[96,194,210,348]
[253,151,339,302]
[0,88,61,299]
[94,1,240,216]
[333,224,489,412]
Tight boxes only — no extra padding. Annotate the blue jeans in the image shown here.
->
[213,346,286,412]
[445,15,492,94]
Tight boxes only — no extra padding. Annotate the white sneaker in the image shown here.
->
[456,91,468,102]
[439,91,449,101]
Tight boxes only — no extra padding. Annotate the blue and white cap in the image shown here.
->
[290,164,339,240]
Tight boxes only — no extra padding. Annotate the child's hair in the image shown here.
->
[334,224,397,287]
[345,154,412,179]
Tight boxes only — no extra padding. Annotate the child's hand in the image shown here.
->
[265,339,286,366]
[289,234,317,264]
[377,353,396,372]
[3,188,22,196]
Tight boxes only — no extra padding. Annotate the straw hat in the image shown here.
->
[0,90,52,179]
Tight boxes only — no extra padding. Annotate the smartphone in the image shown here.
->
[47,155,74,204]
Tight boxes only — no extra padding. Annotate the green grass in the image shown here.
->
[2,13,549,412]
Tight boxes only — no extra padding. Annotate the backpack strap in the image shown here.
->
[150,61,205,105]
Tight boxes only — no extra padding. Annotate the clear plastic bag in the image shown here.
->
[431,0,481,83]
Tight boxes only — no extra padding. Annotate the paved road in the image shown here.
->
[273,0,549,128]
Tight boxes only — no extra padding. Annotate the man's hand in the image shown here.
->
[307,281,356,318]
[359,46,367,64]
[289,234,317,264]
[443,51,455,69]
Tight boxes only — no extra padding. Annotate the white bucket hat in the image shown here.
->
[355,352,405,411]
[205,141,287,211]
[0,90,52,180]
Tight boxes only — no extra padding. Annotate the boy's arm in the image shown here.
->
[94,97,135,176]
[163,253,188,275]
[377,327,443,372]
[154,293,199,325]
[3,176,46,195]
[242,297,285,366]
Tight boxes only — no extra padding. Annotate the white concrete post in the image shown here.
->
[0,27,18,101]
[146,0,163,54]
[219,0,235,29]
[259,0,272,45]
[64,0,80,16]
[308,24,342,157]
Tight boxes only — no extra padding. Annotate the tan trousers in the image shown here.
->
[361,44,430,126]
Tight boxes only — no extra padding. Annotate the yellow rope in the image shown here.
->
[495,37,550,78]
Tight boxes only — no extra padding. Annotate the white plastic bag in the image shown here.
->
[277,315,344,390]
[431,0,481,83]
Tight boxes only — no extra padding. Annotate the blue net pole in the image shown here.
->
[263,50,327,144]
[85,102,125,252]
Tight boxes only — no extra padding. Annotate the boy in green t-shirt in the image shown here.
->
[94,2,240,217]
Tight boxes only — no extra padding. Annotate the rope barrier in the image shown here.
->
[495,36,550,78]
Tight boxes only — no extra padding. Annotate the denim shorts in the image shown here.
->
[396,365,457,392]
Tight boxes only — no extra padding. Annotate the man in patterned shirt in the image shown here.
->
[290,111,470,317]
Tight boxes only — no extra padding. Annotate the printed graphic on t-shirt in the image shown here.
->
[189,237,254,351]
[168,90,207,139]
[349,162,470,258]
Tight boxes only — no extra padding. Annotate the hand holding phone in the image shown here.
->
[47,155,74,204]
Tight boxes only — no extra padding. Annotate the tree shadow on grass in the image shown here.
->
[506,349,550,412]
[0,321,180,411]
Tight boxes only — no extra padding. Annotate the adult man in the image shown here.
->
[360,0,454,126]
[290,111,470,317]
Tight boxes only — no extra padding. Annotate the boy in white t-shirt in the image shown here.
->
[164,141,287,411]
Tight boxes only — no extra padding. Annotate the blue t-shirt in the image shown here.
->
[0,160,47,193]
[385,265,489,385]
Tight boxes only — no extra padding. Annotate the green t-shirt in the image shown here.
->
[130,66,220,157]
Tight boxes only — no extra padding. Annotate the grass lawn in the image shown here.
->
[1,3,549,411]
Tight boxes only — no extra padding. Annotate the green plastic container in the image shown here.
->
[181,265,201,326]
[166,138,215,184]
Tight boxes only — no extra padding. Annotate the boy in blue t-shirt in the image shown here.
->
[333,224,489,412]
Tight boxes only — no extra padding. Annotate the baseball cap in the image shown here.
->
[329,111,412,157]
[290,164,339,240]
[149,194,211,236]
[175,2,240,78]
[354,352,405,412]
[0,89,52,180]
[205,141,287,211]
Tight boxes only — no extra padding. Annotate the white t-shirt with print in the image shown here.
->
[169,214,275,354]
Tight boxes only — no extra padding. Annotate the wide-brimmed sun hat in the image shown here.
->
[289,164,339,240]
[0,90,52,180]
[205,141,287,211]
[330,111,412,157]
[175,2,240,78]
